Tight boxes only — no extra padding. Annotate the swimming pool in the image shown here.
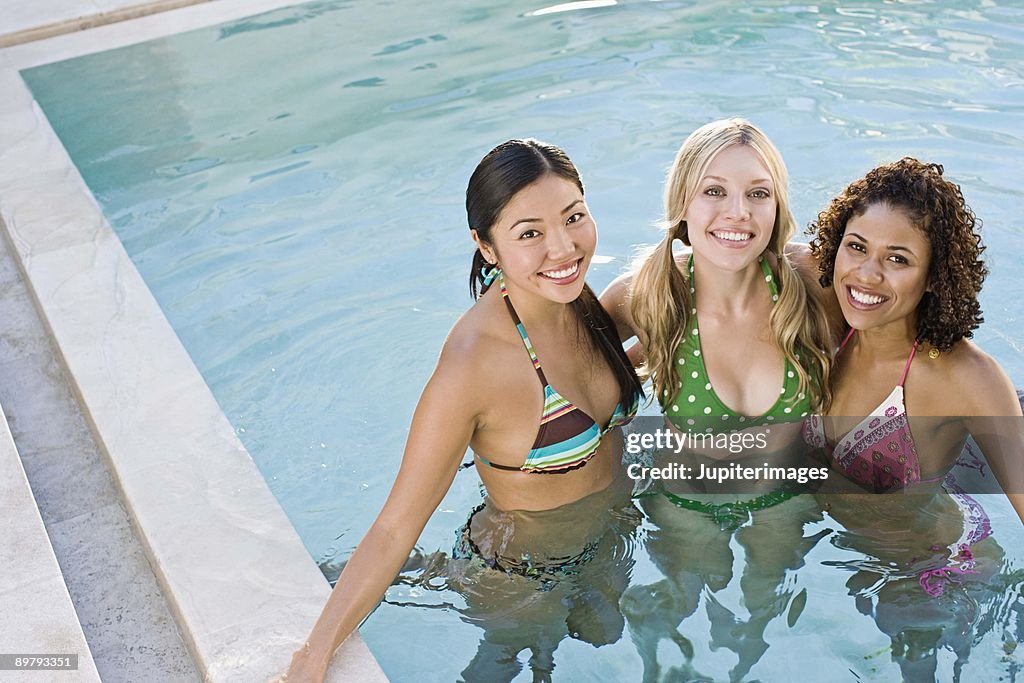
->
[19,0,1024,679]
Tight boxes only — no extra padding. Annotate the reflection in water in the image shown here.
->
[617,419,830,681]
[380,473,643,682]
[626,490,828,683]
[819,456,1023,683]
[342,445,1023,681]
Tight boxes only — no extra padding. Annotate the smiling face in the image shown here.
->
[473,173,596,305]
[683,144,777,271]
[833,202,931,334]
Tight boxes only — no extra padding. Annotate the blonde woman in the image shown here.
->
[602,117,833,433]
[602,118,836,680]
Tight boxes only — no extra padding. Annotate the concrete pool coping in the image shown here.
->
[0,0,212,48]
[0,1,387,681]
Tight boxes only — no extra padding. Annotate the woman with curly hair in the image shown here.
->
[805,156,1023,515]
[805,157,1023,678]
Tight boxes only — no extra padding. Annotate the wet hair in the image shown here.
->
[629,118,833,410]
[465,138,643,409]
[809,157,987,351]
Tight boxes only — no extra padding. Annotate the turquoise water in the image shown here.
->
[21,0,1024,680]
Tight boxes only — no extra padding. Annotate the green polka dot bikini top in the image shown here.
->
[660,254,812,432]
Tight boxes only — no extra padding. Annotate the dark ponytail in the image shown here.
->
[470,249,491,298]
[465,138,643,408]
[574,284,645,410]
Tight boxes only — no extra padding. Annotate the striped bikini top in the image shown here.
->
[475,269,638,474]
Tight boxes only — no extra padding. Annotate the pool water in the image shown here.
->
[21,0,1024,680]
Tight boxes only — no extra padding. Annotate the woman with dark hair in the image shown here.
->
[282,139,643,681]
[805,157,1023,679]
[806,156,1023,515]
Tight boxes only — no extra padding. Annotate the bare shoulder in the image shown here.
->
[785,241,814,272]
[933,341,1021,416]
[600,269,641,342]
[784,241,813,260]
[941,340,1008,384]
[600,270,634,308]
[672,246,693,271]
[784,241,843,337]
[783,241,824,288]
[437,296,512,387]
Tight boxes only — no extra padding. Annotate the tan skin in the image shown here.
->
[822,202,1024,521]
[812,203,1021,674]
[280,175,628,682]
[605,244,834,408]
[600,148,837,682]
[601,145,837,439]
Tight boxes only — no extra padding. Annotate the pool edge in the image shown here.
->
[0,20,387,683]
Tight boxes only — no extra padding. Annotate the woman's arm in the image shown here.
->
[283,338,483,681]
[600,273,646,367]
[961,353,1024,522]
[599,272,639,344]
[785,241,845,340]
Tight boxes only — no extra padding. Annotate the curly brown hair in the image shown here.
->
[808,157,987,351]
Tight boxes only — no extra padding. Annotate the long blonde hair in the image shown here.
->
[629,118,833,410]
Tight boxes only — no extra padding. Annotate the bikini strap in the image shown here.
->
[899,340,920,387]
[757,254,780,301]
[496,270,549,386]
[688,254,780,302]
[837,330,917,385]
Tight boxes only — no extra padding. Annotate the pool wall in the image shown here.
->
[0,2,386,681]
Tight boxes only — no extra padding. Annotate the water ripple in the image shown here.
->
[20,2,1024,677]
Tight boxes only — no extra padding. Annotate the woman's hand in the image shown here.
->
[276,642,326,682]
[278,331,482,679]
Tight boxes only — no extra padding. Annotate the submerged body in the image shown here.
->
[282,140,641,682]
[807,166,1024,516]
[807,158,1023,679]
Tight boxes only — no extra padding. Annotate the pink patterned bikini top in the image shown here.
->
[803,329,935,492]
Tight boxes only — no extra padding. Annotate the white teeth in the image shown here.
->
[713,231,752,242]
[541,261,579,279]
[850,287,886,305]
